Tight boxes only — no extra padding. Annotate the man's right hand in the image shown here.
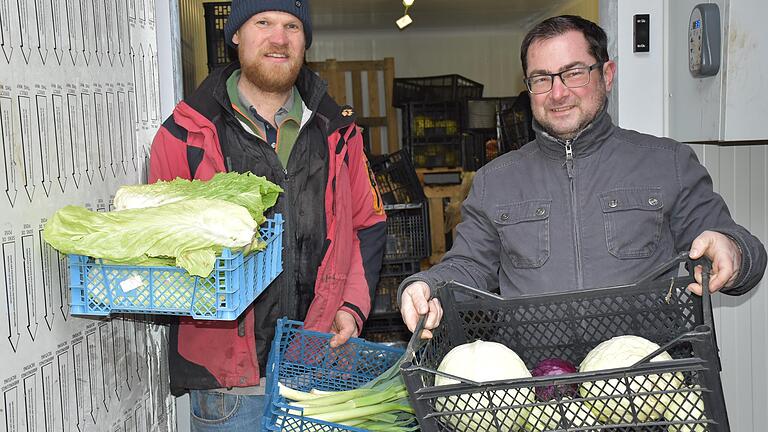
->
[400,281,443,339]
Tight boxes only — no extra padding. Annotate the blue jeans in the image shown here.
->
[189,390,266,432]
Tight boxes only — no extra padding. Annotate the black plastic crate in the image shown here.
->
[403,101,469,168]
[380,260,421,278]
[462,130,500,171]
[384,203,430,262]
[370,150,425,205]
[372,261,420,314]
[360,311,411,344]
[409,141,463,168]
[401,253,729,432]
[372,275,400,314]
[393,75,484,107]
[499,92,535,151]
[409,135,493,170]
[404,101,463,142]
[203,3,237,72]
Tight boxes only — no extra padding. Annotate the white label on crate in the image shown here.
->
[120,274,145,293]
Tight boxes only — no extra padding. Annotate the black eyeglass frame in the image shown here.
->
[523,62,605,94]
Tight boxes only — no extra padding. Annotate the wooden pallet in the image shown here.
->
[421,171,475,264]
[307,58,398,155]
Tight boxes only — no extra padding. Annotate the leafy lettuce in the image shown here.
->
[44,198,257,277]
[113,172,283,224]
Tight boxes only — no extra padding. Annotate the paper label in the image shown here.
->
[119,274,144,293]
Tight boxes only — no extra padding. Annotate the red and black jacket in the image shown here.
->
[149,63,386,394]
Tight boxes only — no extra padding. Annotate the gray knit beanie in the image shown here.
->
[224,0,312,48]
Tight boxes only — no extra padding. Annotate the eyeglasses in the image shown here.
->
[523,62,604,94]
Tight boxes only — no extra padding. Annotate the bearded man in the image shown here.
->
[148,1,387,430]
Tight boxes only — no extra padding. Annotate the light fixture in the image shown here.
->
[396,0,414,30]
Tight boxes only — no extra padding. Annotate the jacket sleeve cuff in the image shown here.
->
[340,302,366,334]
[714,228,754,295]
[396,273,438,309]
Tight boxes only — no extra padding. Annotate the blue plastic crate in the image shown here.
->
[262,318,405,431]
[68,214,283,320]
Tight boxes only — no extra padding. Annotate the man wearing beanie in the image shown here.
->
[147,1,387,429]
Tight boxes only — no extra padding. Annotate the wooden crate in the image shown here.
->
[307,58,398,155]
[421,171,475,264]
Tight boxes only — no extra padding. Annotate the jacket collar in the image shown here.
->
[533,100,616,160]
[180,62,354,135]
[204,63,330,116]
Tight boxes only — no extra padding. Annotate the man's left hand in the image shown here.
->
[688,230,742,295]
[329,310,358,348]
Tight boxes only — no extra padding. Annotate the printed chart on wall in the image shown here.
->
[0,0,175,430]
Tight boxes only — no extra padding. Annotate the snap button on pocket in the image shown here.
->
[648,197,659,206]
[535,207,546,216]
[500,213,509,221]
[609,199,618,208]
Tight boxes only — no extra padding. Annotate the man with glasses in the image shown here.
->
[398,15,766,338]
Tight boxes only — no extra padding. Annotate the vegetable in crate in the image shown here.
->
[662,386,706,432]
[530,358,578,401]
[578,335,684,424]
[44,198,257,277]
[434,340,534,432]
[524,358,598,431]
[277,353,417,431]
[524,397,599,432]
[114,172,282,224]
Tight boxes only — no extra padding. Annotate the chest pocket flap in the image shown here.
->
[495,200,552,225]
[599,188,663,213]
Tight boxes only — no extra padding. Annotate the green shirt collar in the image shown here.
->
[226,69,303,137]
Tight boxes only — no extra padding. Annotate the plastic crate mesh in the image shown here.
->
[370,150,425,205]
[384,203,430,262]
[380,260,421,278]
[69,215,283,320]
[263,319,405,432]
[203,3,236,71]
[402,271,726,432]
[393,74,484,107]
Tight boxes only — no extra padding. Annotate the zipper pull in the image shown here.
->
[564,140,574,179]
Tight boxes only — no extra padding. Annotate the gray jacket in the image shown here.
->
[403,105,766,298]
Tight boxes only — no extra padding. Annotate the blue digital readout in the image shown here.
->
[694,19,701,29]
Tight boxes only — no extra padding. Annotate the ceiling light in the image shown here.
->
[396,0,414,30]
[396,14,413,29]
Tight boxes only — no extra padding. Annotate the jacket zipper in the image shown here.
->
[564,140,584,290]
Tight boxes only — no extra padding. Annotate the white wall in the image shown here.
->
[721,0,768,140]
[614,0,667,136]
[610,0,768,142]
[689,142,768,432]
[0,0,178,430]
[666,0,727,142]
[308,29,528,98]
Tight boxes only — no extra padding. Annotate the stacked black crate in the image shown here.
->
[463,96,520,169]
[393,75,484,170]
[498,91,536,152]
[203,3,237,72]
[361,151,430,344]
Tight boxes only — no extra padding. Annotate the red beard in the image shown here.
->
[239,44,302,93]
